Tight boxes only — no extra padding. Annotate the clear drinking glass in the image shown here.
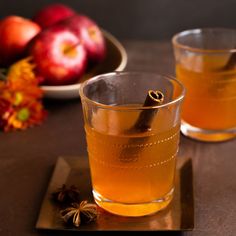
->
[172,28,236,142]
[79,72,185,217]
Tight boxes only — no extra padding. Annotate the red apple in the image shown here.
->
[0,16,41,66]
[30,24,87,85]
[33,3,75,29]
[61,15,106,63]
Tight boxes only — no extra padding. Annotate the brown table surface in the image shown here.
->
[0,41,235,236]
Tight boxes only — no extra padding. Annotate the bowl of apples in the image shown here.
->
[0,4,127,99]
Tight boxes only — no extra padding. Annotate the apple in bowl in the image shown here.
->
[60,15,106,63]
[32,3,106,63]
[30,24,87,85]
[0,16,41,66]
[27,3,127,98]
[39,30,127,99]
[33,3,75,29]
[30,13,106,86]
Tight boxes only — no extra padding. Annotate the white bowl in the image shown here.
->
[40,30,127,99]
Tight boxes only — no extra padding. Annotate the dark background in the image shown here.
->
[0,0,236,40]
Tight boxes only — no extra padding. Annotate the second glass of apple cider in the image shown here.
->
[172,28,236,142]
[79,72,185,217]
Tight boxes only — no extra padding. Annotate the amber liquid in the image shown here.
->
[85,106,180,216]
[176,55,236,141]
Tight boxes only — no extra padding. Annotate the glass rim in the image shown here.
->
[79,71,185,111]
[172,28,236,53]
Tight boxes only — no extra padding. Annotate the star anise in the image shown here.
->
[60,201,98,227]
[52,184,80,205]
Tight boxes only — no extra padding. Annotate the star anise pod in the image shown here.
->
[52,184,80,205]
[60,201,98,227]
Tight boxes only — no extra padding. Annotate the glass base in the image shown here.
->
[181,121,236,142]
[93,188,174,217]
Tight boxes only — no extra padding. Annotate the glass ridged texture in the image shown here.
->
[79,72,185,216]
[172,28,236,142]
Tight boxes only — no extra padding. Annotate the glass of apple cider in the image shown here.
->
[79,72,185,216]
[172,28,236,142]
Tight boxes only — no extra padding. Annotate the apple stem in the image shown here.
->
[63,43,80,55]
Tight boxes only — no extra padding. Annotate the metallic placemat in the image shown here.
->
[36,156,194,231]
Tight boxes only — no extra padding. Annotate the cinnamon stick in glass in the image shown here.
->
[120,90,164,162]
[221,53,236,70]
[132,90,164,132]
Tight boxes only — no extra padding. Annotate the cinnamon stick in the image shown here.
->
[221,53,236,70]
[132,90,164,132]
[119,90,164,162]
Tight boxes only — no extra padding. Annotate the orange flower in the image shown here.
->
[0,57,47,132]
[6,57,43,100]
[3,100,47,131]
[7,57,36,83]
